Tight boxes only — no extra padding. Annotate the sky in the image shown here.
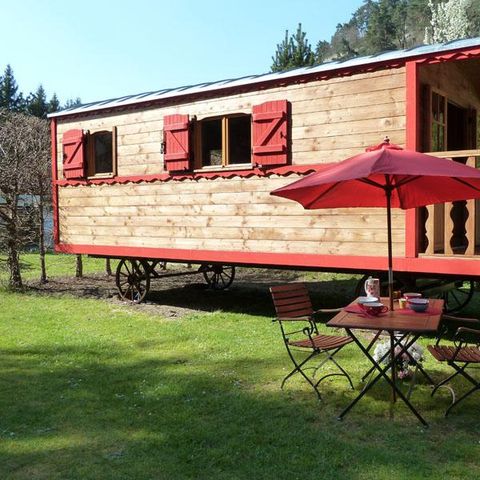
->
[0,0,364,104]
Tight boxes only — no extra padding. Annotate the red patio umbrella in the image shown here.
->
[271,138,480,310]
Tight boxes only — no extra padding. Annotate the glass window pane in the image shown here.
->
[94,132,112,174]
[228,115,251,164]
[201,119,222,166]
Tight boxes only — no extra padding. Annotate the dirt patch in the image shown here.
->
[25,266,360,319]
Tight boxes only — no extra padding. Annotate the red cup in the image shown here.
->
[363,302,388,316]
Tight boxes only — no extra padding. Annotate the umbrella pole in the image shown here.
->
[386,187,394,311]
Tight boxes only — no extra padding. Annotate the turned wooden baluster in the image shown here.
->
[465,156,477,255]
[425,203,447,254]
[444,202,454,255]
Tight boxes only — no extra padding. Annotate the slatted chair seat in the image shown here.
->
[289,334,353,350]
[428,316,480,416]
[270,283,353,400]
[428,345,480,363]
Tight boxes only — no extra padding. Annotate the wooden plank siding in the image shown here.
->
[57,176,405,257]
[56,67,407,259]
[56,68,406,177]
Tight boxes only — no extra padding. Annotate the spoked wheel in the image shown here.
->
[201,264,235,290]
[116,258,151,303]
[419,278,475,313]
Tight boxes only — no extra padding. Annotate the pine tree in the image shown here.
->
[271,23,315,72]
[289,24,316,68]
[27,84,49,118]
[64,97,82,109]
[48,93,60,113]
[315,40,331,63]
[0,65,25,111]
[365,0,400,52]
[271,30,292,72]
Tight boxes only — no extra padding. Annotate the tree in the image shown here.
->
[64,97,82,109]
[24,116,51,283]
[315,40,332,63]
[468,0,480,36]
[48,93,60,114]
[365,0,403,52]
[271,23,315,72]
[0,65,25,112]
[425,0,472,43]
[27,84,49,119]
[0,110,46,288]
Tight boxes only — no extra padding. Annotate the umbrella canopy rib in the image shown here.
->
[303,181,343,209]
[452,177,480,194]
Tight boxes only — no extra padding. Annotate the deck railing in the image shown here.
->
[422,149,480,257]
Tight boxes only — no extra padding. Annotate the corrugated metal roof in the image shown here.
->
[48,37,480,119]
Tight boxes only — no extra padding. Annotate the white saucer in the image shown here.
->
[358,296,379,304]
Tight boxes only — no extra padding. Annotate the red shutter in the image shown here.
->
[252,100,289,166]
[163,114,190,172]
[62,129,86,179]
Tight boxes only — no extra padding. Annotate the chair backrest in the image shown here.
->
[270,283,314,320]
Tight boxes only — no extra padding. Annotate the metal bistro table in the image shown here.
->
[327,297,444,426]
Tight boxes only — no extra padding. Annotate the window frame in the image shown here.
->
[86,126,117,179]
[193,113,252,171]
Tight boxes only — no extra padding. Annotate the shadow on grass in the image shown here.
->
[0,342,478,480]
[145,274,360,318]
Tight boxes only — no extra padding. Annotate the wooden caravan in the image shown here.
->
[49,38,480,308]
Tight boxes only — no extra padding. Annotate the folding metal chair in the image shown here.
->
[270,283,354,400]
[428,315,480,416]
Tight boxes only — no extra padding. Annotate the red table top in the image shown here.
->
[327,297,444,333]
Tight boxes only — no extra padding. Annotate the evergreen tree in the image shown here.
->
[289,24,316,68]
[328,1,377,58]
[27,84,49,118]
[271,30,292,72]
[271,23,315,72]
[468,0,480,36]
[315,40,332,63]
[48,93,60,114]
[64,97,82,109]
[365,0,401,52]
[0,65,25,111]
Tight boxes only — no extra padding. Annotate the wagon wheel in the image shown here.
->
[419,278,475,314]
[116,258,151,303]
[202,265,235,290]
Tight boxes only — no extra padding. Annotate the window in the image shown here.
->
[62,127,117,180]
[162,100,289,173]
[431,91,446,152]
[86,128,117,177]
[196,114,251,168]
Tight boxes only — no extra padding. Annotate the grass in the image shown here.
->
[0,253,114,283]
[0,254,479,479]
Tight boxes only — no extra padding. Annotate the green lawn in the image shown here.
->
[0,254,479,479]
[0,253,115,284]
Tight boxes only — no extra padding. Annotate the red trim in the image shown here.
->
[405,61,419,258]
[55,164,325,187]
[51,119,59,244]
[414,47,480,65]
[55,243,480,278]
[51,45,480,121]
